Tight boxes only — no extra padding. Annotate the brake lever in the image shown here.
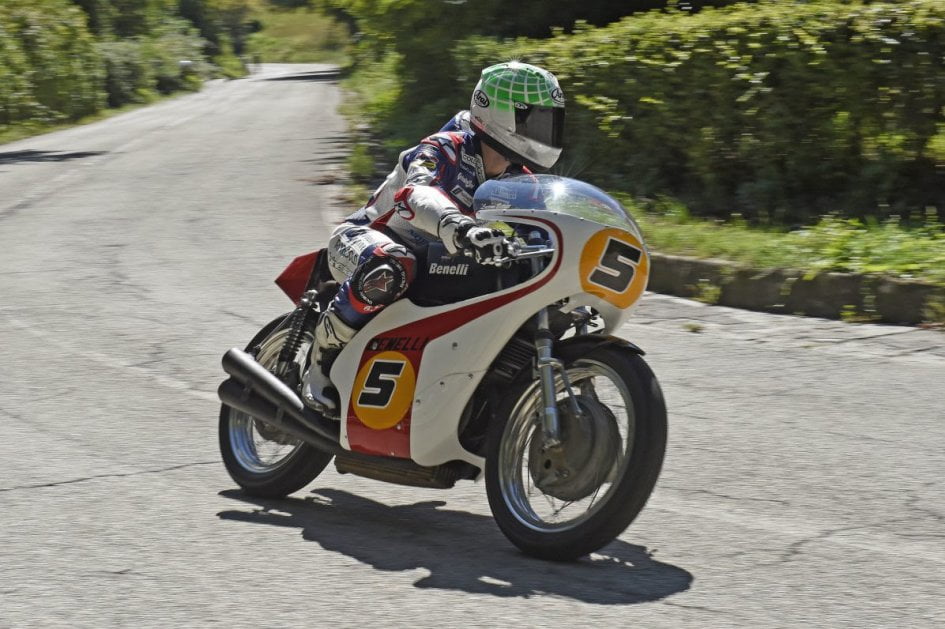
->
[507,246,555,261]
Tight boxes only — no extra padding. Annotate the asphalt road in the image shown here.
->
[1,64,943,628]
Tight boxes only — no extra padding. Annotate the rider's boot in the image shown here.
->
[301,305,357,415]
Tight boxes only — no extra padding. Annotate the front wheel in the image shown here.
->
[219,314,333,498]
[485,344,667,561]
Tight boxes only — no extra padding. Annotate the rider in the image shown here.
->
[302,61,566,413]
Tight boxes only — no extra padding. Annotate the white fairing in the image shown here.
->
[329,176,651,470]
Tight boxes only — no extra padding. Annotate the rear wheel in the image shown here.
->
[485,344,666,561]
[219,314,333,498]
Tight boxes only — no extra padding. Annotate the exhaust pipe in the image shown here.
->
[218,348,340,447]
[218,378,342,455]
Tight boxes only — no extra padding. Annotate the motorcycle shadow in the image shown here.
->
[218,487,692,604]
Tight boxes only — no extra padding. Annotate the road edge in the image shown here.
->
[648,253,945,326]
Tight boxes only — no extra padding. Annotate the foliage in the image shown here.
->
[244,4,349,64]
[338,0,945,225]
[327,0,753,145]
[0,0,105,125]
[490,0,945,223]
[98,17,208,107]
[628,199,945,286]
[347,142,375,182]
[0,0,262,132]
[179,0,253,57]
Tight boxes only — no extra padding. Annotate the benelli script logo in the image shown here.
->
[429,262,470,276]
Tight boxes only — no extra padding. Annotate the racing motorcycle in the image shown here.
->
[217,175,667,561]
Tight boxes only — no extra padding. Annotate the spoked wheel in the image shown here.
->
[485,344,667,561]
[219,315,333,497]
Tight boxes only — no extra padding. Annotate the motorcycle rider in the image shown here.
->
[302,61,566,413]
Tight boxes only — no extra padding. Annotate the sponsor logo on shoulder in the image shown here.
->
[461,151,486,182]
[455,172,474,189]
[451,185,473,208]
[473,89,490,108]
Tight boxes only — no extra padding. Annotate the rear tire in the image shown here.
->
[219,314,333,498]
[485,344,666,561]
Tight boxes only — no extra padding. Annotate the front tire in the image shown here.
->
[219,314,333,498]
[485,344,667,561]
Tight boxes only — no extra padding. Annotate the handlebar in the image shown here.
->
[485,243,554,267]
[508,244,555,260]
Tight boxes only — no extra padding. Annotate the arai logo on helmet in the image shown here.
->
[473,89,490,108]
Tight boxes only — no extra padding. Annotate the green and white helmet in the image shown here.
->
[470,62,565,170]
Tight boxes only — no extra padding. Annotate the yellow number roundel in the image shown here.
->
[579,228,649,309]
[351,351,416,430]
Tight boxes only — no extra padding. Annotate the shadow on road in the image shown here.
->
[260,71,340,82]
[0,150,107,164]
[218,487,692,604]
[301,134,350,168]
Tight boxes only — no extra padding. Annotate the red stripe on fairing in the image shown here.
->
[389,216,562,337]
[346,215,562,458]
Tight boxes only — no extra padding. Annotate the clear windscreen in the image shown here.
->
[473,175,641,235]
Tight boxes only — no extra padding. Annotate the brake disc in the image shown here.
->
[528,395,620,502]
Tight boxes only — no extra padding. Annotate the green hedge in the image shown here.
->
[1,0,218,129]
[459,0,945,222]
[348,1,945,223]
[0,0,105,125]
[99,18,207,107]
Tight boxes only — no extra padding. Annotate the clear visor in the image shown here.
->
[514,105,564,149]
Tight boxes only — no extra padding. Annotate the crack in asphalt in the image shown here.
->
[818,428,900,445]
[89,568,155,580]
[2,312,219,402]
[0,461,218,493]
[904,482,945,523]
[661,600,735,616]
[766,518,917,565]
[662,485,790,506]
[219,308,271,329]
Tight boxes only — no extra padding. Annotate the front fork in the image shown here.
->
[531,256,585,449]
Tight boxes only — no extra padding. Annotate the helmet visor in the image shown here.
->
[514,105,565,149]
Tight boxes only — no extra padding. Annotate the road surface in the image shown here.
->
[1,64,943,628]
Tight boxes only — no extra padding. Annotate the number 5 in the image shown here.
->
[357,360,405,408]
[589,238,642,292]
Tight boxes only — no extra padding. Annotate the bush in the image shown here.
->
[99,40,152,106]
[98,17,207,107]
[344,0,945,225]
[474,0,945,223]
[0,0,105,125]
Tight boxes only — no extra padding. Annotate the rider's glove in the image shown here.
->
[438,213,511,266]
[461,226,512,266]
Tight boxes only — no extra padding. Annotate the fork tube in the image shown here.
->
[534,307,562,448]
[528,252,562,448]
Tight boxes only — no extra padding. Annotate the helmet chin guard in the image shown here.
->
[470,62,565,170]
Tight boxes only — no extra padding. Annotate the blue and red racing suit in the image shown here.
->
[324,110,529,329]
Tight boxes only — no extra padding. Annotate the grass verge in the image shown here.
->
[245,4,350,65]
[0,92,187,146]
[625,197,945,288]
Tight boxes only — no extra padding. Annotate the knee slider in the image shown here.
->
[351,250,414,308]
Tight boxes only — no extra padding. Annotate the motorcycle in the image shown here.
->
[217,174,667,561]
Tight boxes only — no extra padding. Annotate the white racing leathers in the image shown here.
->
[325,118,525,328]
